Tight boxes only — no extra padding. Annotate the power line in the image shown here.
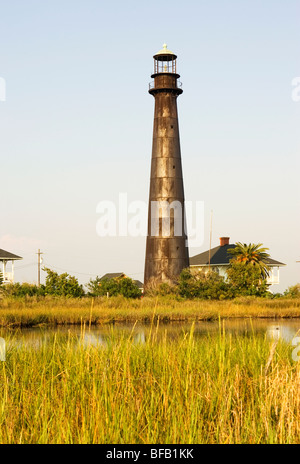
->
[14,262,36,270]
[43,262,99,277]
[42,262,143,279]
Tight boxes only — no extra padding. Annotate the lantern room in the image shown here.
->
[152,44,178,75]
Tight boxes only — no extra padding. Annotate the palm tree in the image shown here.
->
[228,242,271,280]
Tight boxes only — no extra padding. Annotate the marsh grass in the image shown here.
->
[0,296,299,328]
[0,321,300,444]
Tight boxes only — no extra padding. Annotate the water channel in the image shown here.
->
[1,318,300,350]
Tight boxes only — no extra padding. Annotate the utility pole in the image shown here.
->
[37,249,44,287]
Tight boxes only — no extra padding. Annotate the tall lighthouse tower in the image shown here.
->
[144,44,189,288]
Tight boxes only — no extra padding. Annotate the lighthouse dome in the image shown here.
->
[153,43,177,61]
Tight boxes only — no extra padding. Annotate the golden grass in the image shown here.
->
[0,323,300,444]
[0,295,299,327]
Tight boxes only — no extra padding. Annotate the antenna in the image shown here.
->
[208,211,213,272]
[36,249,44,287]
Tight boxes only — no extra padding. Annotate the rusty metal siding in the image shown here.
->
[144,60,189,287]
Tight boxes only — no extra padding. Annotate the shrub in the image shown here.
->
[118,278,142,299]
[178,268,233,300]
[226,261,270,297]
[43,267,84,298]
[3,282,45,298]
[86,276,102,296]
[284,284,300,298]
[87,276,142,299]
[143,279,178,297]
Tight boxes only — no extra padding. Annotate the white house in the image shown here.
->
[0,249,23,284]
[189,237,285,285]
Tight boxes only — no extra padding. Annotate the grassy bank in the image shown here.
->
[0,296,300,327]
[0,324,299,443]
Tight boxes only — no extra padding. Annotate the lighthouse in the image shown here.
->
[144,44,189,288]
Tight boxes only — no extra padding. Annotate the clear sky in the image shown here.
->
[0,0,299,292]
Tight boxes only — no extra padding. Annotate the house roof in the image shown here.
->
[133,280,144,289]
[190,244,285,267]
[0,249,22,260]
[99,273,144,288]
[99,272,125,281]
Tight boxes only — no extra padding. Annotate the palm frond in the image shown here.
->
[228,242,270,280]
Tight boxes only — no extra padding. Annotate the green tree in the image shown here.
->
[284,284,300,298]
[118,278,142,299]
[3,282,45,298]
[228,242,271,280]
[0,272,3,298]
[226,261,269,296]
[178,268,233,300]
[87,276,142,299]
[86,276,103,296]
[43,267,84,298]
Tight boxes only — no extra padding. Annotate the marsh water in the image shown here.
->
[1,318,300,350]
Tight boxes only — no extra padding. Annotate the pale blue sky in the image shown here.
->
[0,0,299,292]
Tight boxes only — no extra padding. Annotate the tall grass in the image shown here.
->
[0,323,299,444]
[0,295,300,327]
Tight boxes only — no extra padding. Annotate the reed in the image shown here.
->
[0,296,299,327]
[0,323,299,444]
